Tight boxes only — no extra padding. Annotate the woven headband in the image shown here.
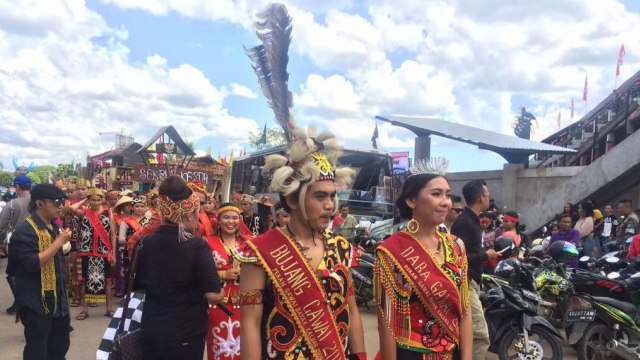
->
[217,205,241,217]
[159,192,200,223]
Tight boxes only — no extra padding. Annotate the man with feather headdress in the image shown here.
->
[239,4,366,359]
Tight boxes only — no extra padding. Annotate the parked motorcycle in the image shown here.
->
[483,258,564,360]
[351,250,374,307]
[577,272,640,360]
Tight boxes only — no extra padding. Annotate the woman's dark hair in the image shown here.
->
[579,201,595,218]
[563,203,574,214]
[158,175,192,201]
[504,210,520,233]
[395,173,443,220]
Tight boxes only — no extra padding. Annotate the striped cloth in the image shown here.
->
[96,292,145,360]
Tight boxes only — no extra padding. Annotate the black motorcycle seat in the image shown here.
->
[592,296,637,315]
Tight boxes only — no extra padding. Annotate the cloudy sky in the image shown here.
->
[1,0,639,173]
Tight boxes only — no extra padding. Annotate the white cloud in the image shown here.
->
[229,83,258,99]
[0,0,258,168]
[3,0,640,173]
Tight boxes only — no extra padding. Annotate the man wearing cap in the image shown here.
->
[239,194,265,236]
[7,184,72,359]
[0,174,33,314]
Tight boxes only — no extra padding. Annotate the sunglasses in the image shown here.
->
[451,208,463,214]
[48,198,67,207]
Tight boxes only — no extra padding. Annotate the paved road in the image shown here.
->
[1,260,577,359]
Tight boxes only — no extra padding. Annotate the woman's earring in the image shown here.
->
[178,222,193,243]
[406,218,419,234]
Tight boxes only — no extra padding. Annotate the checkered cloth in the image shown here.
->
[96,292,145,360]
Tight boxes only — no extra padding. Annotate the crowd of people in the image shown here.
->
[1,125,640,360]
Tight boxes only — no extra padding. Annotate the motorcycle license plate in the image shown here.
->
[566,310,596,322]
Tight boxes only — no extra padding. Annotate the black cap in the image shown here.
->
[31,184,68,202]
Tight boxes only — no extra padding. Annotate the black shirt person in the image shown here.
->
[451,179,499,360]
[133,176,223,360]
[8,184,72,360]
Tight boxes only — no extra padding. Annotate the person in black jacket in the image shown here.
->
[451,180,499,360]
[134,176,223,360]
[8,184,72,360]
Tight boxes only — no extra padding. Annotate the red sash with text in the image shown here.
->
[124,217,142,233]
[248,229,346,360]
[84,209,112,258]
[378,231,462,342]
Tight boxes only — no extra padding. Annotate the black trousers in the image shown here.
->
[142,336,205,360]
[20,308,70,360]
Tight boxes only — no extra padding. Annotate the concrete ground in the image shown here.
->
[1,259,577,359]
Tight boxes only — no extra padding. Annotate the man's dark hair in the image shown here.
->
[450,195,462,204]
[158,175,191,201]
[559,213,572,221]
[339,203,349,210]
[619,199,633,207]
[462,179,486,205]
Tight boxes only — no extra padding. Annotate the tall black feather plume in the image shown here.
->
[244,3,294,143]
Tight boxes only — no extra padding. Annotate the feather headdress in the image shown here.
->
[245,3,295,142]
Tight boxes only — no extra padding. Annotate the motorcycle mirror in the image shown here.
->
[579,256,591,262]
[606,257,620,264]
[608,272,621,279]
[370,217,377,224]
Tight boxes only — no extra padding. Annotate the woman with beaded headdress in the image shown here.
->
[204,202,256,360]
[116,196,149,295]
[69,188,116,320]
[374,159,472,360]
[112,195,133,297]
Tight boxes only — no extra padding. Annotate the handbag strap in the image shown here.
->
[116,237,145,335]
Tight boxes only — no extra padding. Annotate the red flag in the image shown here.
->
[583,75,588,102]
[616,44,626,76]
[571,97,574,118]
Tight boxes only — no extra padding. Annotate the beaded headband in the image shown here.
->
[217,205,241,217]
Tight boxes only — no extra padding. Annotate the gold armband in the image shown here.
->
[239,289,264,305]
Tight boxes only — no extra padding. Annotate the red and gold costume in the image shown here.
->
[374,230,469,360]
[77,206,113,304]
[244,228,355,359]
[204,204,253,360]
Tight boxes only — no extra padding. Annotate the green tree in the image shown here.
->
[56,162,79,178]
[0,171,13,187]
[248,126,286,149]
[26,172,41,185]
[33,165,57,184]
[0,161,4,171]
